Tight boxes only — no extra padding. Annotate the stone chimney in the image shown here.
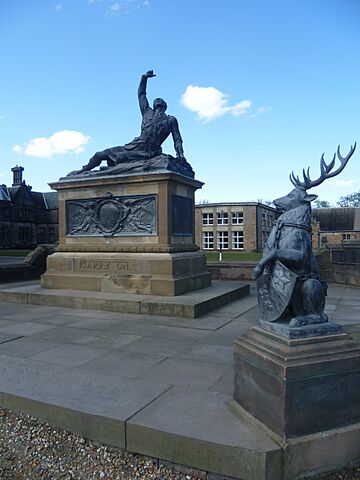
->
[11,165,24,186]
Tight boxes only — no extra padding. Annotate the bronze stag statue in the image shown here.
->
[253,143,356,330]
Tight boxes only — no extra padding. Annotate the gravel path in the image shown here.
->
[0,407,202,480]
[1,406,359,480]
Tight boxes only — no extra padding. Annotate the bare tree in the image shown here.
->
[313,199,332,208]
[337,191,360,207]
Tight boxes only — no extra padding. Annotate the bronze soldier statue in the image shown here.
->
[69,70,184,176]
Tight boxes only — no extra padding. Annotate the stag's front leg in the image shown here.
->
[252,250,276,279]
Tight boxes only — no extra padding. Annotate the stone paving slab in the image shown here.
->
[0,321,57,336]
[0,319,20,329]
[73,331,142,350]
[173,344,234,365]
[0,333,23,345]
[138,357,229,390]
[0,354,170,449]
[120,336,191,356]
[31,343,109,367]
[127,389,282,480]
[0,337,60,358]
[77,349,167,379]
[209,366,234,394]
[0,282,359,479]
[32,325,103,344]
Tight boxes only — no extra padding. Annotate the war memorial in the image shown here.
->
[0,71,360,479]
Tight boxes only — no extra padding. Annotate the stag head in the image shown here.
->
[274,144,356,213]
[273,188,317,213]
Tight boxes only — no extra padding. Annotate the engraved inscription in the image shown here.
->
[66,194,157,237]
[79,261,128,271]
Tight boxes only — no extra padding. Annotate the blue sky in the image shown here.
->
[1,0,359,204]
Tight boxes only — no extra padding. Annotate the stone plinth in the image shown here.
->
[42,251,210,296]
[234,326,360,441]
[42,171,211,296]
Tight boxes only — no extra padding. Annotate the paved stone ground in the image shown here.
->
[0,282,359,479]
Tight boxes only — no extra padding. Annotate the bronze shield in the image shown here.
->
[257,260,297,322]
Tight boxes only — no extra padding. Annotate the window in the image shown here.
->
[19,226,31,243]
[232,211,243,225]
[217,231,228,250]
[203,232,214,249]
[202,213,213,225]
[233,231,244,250]
[37,227,46,244]
[217,212,228,225]
[342,233,351,240]
[48,227,56,243]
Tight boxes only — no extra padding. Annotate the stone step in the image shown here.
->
[0,281,249,319]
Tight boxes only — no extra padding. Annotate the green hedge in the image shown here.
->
[0,249,32,257]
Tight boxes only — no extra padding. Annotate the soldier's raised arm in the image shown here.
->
[138,70,156,115]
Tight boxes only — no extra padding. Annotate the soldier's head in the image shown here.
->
[153,98,167,113]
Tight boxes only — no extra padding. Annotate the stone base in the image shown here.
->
[234,326,360,440]
[0,281,249,318]
[42,251,211,296]
[230,400,360,479]
[259,319,343,339]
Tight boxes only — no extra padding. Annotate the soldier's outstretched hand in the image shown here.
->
[145,70,156,78]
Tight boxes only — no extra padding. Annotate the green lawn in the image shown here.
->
[0,249,32,257]
[204,251,262,262]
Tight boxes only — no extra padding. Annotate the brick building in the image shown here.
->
[0,166,58,249]
[195,202,276,252]
[312,207,360,249]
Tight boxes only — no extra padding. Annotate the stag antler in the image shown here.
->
[290,143,357,190]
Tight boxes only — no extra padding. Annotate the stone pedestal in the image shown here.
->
[234,327,360,441]
[42,171,211,296]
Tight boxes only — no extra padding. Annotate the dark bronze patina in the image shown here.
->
[66,193,157,236]
[254,143,356,330]
[68,70,192,177]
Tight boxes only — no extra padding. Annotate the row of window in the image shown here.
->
[202,212,243,226]
[262,212,275,227]
[320,233,353,244]
[203,231,244,250]
[0,225,57,244]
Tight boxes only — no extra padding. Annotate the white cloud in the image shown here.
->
[13,130,90,159]
[109,1,120,13]
[181,85,251,122]
[12,145,23,153]
[250,106,271,118]
[88,0,150,15]
[326,179,355,188]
